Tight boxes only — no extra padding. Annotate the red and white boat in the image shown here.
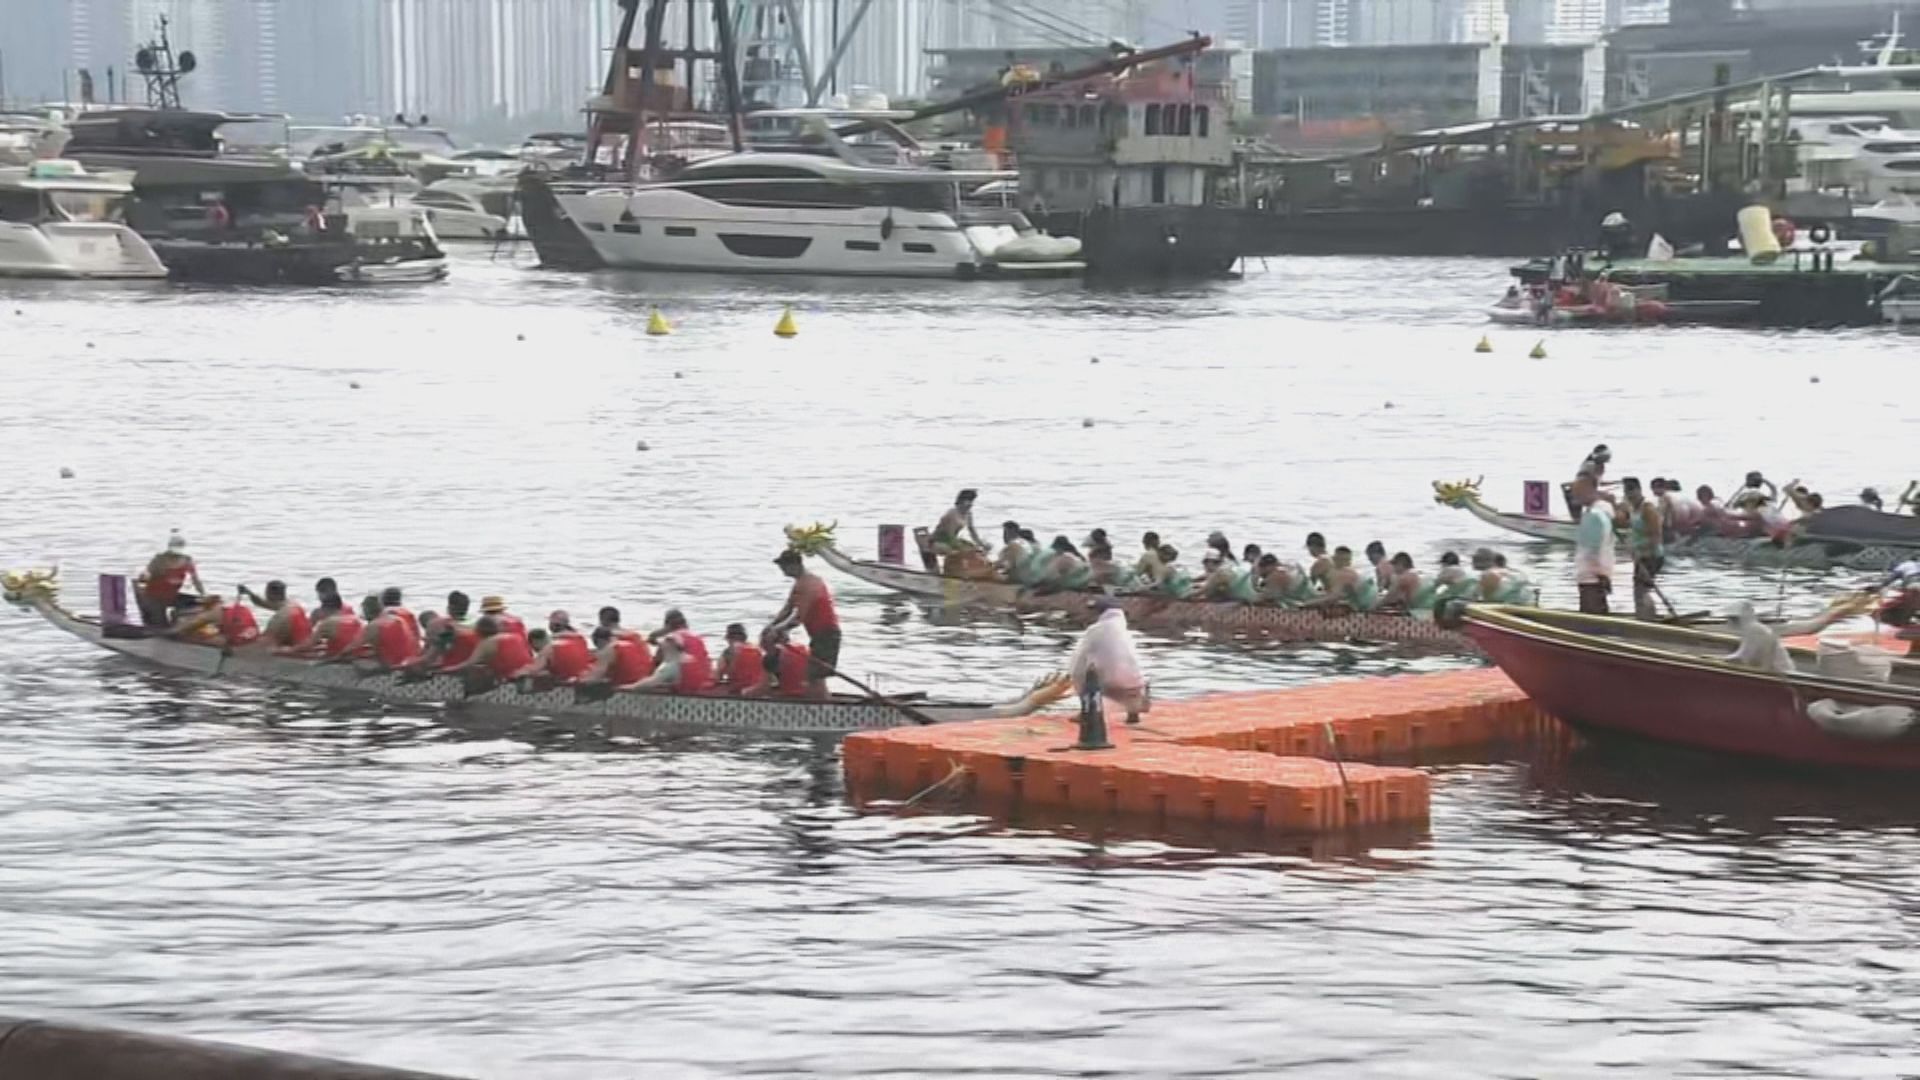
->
[1465,605,1920,770]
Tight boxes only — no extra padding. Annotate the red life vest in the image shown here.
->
[719,644,764,689]
[277,605,312,647]
[493,613,527,639]
[547,632,594,682]
[438,623,480,670]
[148,561,193,603]
[388,606,419,645]
[774,643,812,697]
[322,615,364,657]
[608,639,653,685]
[674,632,714,693]
[219,603,260,646]
[489,633,534,680]
[375,614,422,668]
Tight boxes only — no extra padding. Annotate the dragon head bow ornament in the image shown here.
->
[1431,477,1486,508]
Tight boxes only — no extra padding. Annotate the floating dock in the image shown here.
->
[844,668,1563,840]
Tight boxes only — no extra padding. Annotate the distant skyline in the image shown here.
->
[4,0,1670,129]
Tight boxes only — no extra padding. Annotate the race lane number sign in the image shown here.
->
[1523,481,1551,517]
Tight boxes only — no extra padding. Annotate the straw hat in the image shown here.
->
[480,596,508,614]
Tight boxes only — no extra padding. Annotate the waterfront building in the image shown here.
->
[1251,42,1604,134]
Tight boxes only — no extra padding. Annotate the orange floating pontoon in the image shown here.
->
[844,668,1563,838]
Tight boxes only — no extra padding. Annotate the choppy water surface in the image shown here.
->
[2,251,1917,1077]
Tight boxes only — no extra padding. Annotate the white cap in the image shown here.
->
[166,531,186,552]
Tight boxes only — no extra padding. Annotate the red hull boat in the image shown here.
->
[1464,607,1920,771]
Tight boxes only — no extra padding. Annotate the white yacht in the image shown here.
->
[415,178,518,241]
[555,113,1081,278]
[0,159,167,279]
[1786,115,1920,199]
[0,111,70,166]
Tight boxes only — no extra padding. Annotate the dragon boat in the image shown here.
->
[1433,479,1920,571]
[2,569,1069,737]
[784,525,1480,653]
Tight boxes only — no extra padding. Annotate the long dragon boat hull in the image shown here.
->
[1465,606,1920,770]
[817,546,1476,652]
[5,582,1051,738]
[1434,481,1919,570]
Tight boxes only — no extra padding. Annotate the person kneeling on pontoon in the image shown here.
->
[1070,596,1149,724]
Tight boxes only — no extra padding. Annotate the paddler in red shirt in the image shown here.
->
[166,594,259,648]
[581,625,654,689]
[450,614,537,690]
[478,595,526,639]
[137,531,204,626]
[411,591,479,672]
[714,623,764,693]
[745,627,812,698]
[628,629,713,693]
[528,610,596,684]
[238,579,310,648]
[597,606,643,644]
[768,548,840,699]
[647,609,714,681]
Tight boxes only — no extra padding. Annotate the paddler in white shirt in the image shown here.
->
[1572,473,1619,615]
[1069,596,1148,724]
[994,521,1034,583]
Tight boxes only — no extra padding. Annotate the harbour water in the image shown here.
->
[2,251,1917,1077]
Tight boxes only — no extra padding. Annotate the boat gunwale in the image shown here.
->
[1465,604,1920,701]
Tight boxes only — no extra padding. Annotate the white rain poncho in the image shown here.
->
[1725,601,1793,674]
[1070,608,1144,695]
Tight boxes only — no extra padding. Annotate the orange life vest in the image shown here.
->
[608,639,653,685]
[375,613,422,668]
[719,644,764,689]
[276,605,312,647]
[489,633,534,680]
[388,606,419,645]
[322,615,364,657]
[773,643,812,697]
[219,603,260,646]
[547,632,594,682]
[674,633,714,693]
[147,561,193,603]
[438,622,480,670]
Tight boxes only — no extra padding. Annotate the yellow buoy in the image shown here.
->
[773,306,798,338]
[1529,340,1548,360]
[646,308,672,336]
[1474,335,1492,354]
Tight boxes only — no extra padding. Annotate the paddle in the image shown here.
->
[809,656,941,726]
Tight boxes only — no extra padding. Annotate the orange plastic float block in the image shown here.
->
[1154,667,1558,763]
[843,716,1430,836]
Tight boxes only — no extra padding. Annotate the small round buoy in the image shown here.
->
[349,380,361,389]
[516,333,525,342]
[1082,418,1094,428]
[635,440,650,451]
[1810,375,1821,384]
[58,467,74,480]
[1529,340,1548,360]
[1384,401,1395,409]
[1474,335,1492,354]
[12,309,20,316]
[1090,356,1100,364]
[85,342,95,349]
[673,371,683,379]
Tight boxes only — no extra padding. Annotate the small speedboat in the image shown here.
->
[1466,605,1920,770]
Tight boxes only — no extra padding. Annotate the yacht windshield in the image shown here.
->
[48,190,124,222]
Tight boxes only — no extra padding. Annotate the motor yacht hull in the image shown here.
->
[0,221,167,279]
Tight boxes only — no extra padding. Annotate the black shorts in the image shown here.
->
[808,628,842,677]
[1578,580,1612,615]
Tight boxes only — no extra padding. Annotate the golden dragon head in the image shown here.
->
[2,567,59,606]
[781,521,839,557]
[1431,477,1486,508]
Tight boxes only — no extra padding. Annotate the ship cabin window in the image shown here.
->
[0,189,40,222]
[1080,105,1096,128]
[903,242,936,253]
[684,165,955,213]
[1177,105,1193,136]
[1197,106,1210,137]
[1061,106,1077,129]
[1144,104,1162,135]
